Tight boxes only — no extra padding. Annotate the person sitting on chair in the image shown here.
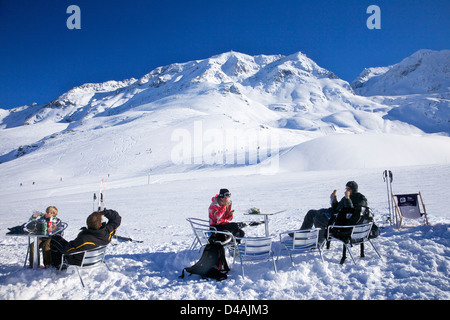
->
[299,181,368,240]
[50,209,121,268]
[209,188,245,239]
[27,206,62,267]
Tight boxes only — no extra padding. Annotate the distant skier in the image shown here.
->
[209,188,245,239]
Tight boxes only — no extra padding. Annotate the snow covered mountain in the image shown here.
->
[0,50,449,183]
[2,50,450,301]
[352,49,450,95]
[351,49,450,134]
[0,51,369,129]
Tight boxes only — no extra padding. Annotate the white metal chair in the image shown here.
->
[326,222,381,264]
[187,218,217,251]
[59,245,110,287]
[278,228,324,266]
[235,236,277,277]
[193,228,238,257]
[392,192,429,229]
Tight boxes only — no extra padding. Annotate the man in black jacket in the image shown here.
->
[299,181,367,239]
[50,209,121,268]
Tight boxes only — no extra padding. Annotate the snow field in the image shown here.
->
[1,164,449,300]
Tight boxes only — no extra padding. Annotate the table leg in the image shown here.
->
[24,236,31,268]
[264,215,269,237]
[32,236,39,269]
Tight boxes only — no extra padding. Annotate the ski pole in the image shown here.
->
[388,170,396,227]
[387,170,394,225]
[383,170,393,225]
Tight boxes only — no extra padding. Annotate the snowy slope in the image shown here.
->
[352,49,450,96]
[351,49,450,134]
[1,50,448,184]
[0,50,449,301]
[279,133,450,172]
[0,164,449,300]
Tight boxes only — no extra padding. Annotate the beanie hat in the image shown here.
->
[346,181,358,193]
[218,188,231,198]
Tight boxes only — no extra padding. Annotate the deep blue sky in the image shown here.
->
[0,0,448,109]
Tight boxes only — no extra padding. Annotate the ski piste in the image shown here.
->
[383,170,394,226]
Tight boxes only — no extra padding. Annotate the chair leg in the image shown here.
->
[277,245,293,266]
[24,237,31,268]
[104,261,111,272]
[189,238,196,251]
[345,244,357,264]
[368,239,382,258]
[272,256,277,273]
[288,253,295,267]
[276,246,282,261]
[75,267,85,287]
[317,247,324,263]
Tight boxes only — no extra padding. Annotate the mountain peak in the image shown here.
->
[352,49,450,96]
[279,51,332,78]
[1,49,448,136]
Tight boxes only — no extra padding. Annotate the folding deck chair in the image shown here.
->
[392,192,429,229]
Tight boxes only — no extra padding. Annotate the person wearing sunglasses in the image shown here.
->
[208,188,245,238]
[299,181,368,241]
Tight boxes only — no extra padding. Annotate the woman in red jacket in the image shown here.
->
[209,189,244,238]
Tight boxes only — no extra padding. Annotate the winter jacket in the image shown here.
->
[62,209,121,263]
[333,192,368,213]
[209,195,233,226]
[329,192,368,223]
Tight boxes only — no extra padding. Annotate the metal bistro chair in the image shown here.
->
[186,217,220,251]
[327,222,381,264]
[59,245,110,287]
[235,236,277,277]
[194,228,238,257]
[278,228,324,266]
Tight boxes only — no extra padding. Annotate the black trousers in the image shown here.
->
[212,222,245,238]
[49,235,73,268]
[300,208,331,242]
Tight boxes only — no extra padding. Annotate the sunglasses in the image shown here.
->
[219,192,231,198]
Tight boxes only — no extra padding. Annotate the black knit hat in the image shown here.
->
[346,181,358,193]
[218,188,231,198]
